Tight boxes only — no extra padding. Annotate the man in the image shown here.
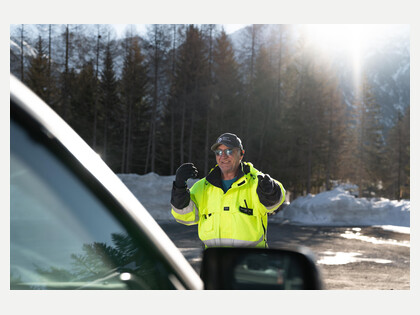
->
[171,133,285,248]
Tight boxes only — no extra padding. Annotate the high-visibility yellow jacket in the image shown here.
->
[171,162,285,248]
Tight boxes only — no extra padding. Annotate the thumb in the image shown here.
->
[258,174,271,182]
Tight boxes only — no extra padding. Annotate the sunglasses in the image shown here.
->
[214,148,236,156]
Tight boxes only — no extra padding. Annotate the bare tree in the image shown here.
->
[144,24,170,173]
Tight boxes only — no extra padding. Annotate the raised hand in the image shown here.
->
[175,163,198,188]
[257,174,276,195]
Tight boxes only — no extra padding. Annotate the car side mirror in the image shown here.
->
[200,246,322,290]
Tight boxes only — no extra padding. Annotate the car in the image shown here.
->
[10,74,322,290]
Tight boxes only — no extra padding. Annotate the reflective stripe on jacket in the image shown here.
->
[171,162,285,248]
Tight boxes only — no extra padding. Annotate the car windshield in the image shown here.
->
[10,111,178,290]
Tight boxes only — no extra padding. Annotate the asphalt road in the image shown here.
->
[159,222,410,290]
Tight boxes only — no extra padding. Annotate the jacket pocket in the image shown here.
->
[199,211,214,236]
[239,205,253,216]
[232,206,262,241]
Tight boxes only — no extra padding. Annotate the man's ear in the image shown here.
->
[241,150,245,156]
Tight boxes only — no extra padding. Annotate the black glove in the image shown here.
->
[257,174,281,207]
[257,174,276,195]
[175,163,198,188]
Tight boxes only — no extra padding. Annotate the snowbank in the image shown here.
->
[117,173,410,227]
[117,173,178,221]
[270,186,410,227]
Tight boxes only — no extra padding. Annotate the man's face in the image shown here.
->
[215,144,243,178]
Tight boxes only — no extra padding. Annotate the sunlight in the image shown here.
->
[305,24,360,49]
[341,230,410,247]
[317,251,392,265]
[304,24,389,52]
[301,24,399,62]
[302,24,396,96]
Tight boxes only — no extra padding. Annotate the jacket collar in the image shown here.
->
[206,162,251,189]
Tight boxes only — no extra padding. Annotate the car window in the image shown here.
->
[10,113,178,290]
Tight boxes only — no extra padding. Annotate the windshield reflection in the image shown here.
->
[11,232,175,290]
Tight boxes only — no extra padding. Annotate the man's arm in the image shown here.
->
[170,163,199,225]
[171,183,191,209]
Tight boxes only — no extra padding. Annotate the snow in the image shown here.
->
[274,186,409,227]
[10,39,37,57]
[117,173,410,230]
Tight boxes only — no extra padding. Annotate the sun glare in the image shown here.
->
[305,24,363,46]
[302,24,402,57]
[302,24,400,93]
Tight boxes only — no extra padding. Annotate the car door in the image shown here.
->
[10,76,202,290]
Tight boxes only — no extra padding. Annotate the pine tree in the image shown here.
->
[60,25,73,121]
[120,34,149,173]
[212,28,243,136]
[170,25,209,172]
[44,24,57,107]
[251,45,275,167]
[168,24,183,174]
[201,24,216,175]
[93,26,102,151]
[323,77,348,191]
[280,31,338,196]
[99,39,119,164]
[144,24,171,173]
[260,25,292,181]
[71,60,97,145]
[353,75,386,197]
[282,34,314,195]
[18,24,27,81]
[25,36,49,102]
[237,24,265,139]
[383,106,409,199]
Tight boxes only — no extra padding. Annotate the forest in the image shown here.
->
[10,24,410,200]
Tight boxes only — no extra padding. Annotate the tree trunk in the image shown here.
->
[63,25,70,120]
[47,25,52,104]
[188,104,195,162]
[20,25,25,81]
[93,28,101,151]
[151,26,159,172]
[126,101,133,172]
[121,111,127,172]
[180,91,186,165]
[204,25,214,175]
[245,25,257,140]
[170,24,177,174]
